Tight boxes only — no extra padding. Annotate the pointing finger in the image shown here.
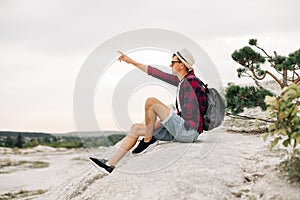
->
[117,50,125,55]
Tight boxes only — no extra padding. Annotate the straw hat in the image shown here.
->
[173,48,195,71]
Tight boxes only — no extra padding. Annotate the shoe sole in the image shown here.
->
[89,158,111,175]
[132,140,158,156]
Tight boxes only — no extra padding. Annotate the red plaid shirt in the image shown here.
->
[148,65,207,133]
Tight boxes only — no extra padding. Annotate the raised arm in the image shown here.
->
[117,51,179,86]
[117,51,148,73]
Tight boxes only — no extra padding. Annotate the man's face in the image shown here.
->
[170,56,182,75]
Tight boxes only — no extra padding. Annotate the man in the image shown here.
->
[89,48,207,174]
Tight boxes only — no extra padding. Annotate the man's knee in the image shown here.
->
[130,123,139,133]
[145,97,158,110]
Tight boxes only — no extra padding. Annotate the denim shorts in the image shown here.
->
[153,111,199,143]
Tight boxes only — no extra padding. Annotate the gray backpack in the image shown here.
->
[201,84,226,131]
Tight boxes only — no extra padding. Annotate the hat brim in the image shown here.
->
[171,49,194,71]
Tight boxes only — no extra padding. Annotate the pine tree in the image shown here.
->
[226,85,274,114]
[15,133,24,148]
[232,39,300,89]
[4,136,14,147]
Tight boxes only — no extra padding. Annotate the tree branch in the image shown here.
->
[243,72,264,89]
[249,68,266,80]
[254,44,272,59]
[254,45,284,75]
[226,112,274,123]
[265,71,284,88]
[273,66,284,75]
[244,65,283,88]
[294,70,300,79]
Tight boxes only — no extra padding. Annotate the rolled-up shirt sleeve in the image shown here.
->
[147,65,180,86]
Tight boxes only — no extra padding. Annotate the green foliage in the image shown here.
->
[232,45,267,80]
[4,137,15,147]
[226,85,274,114]
[77,136,112,148]
[42,136,51,143]
[278,49,300,71]
[44,136,83,148]
[232,46,265,68]
[264,83,300,154]
[0,132,126,149]
[248,39,257,46]
[107,134,126,145]
[23,139,39,148]
[232,38,300,89]
[280,153,300,183]
[15,134,24,148]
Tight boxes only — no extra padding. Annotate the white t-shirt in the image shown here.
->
[176,79,184,112]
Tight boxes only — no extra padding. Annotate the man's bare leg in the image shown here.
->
[107,97,170,166]
[144,97,171,142]
[107,124,146,166]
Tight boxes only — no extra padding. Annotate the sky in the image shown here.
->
[0,0,299,133]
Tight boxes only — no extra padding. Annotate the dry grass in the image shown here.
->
[0,159,49,173]
[0,189,48,199]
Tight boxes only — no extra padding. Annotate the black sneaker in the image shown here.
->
[132,137,158,155]
[89,157,115,174]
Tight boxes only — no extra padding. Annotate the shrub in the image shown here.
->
[264,83,300,182]
[280,155,300,183]
[226,85,274,114]
[107,134,126,145]
[264,83,300,153]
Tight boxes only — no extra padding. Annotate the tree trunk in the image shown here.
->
[283,69,288,87]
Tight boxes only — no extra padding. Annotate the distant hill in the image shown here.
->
[0,130,126,138]
[58,131,126,137]
[0,131,55,138]
[0,130,126,148]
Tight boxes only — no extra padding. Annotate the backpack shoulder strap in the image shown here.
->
[199,80,209,93]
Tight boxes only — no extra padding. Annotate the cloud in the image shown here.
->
[1,0,299,54]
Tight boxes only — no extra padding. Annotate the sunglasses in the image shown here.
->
[171,60,181,64]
